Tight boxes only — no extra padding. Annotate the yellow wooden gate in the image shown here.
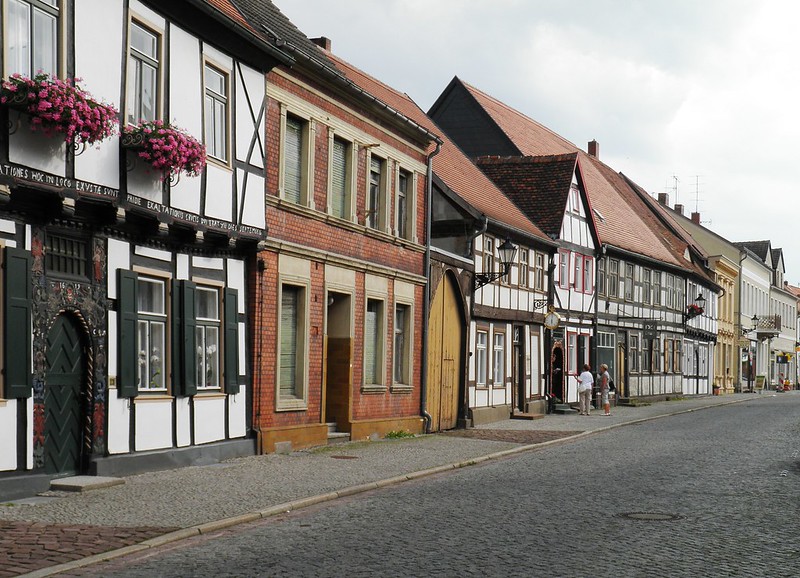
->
[426,275,463,431]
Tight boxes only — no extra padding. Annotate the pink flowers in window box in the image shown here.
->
[0,73,118,145]
[123,120,206,180]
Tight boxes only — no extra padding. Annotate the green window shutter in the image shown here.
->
[171,280,183,391]
[331,138,347,218]
[117,269,139,398]
[182,281,197,396]
[279,286,298,397]
[284,117,302,204]
[4,247,33,399]
[224,288,240,394]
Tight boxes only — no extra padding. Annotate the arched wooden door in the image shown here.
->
[44,315,87,475]
[426,274,464,432]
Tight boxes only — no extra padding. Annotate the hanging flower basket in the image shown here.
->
[0,73,118,145]
[122,119,206,181]
[686,304,704,319]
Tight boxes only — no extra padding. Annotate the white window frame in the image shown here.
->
[395,166,415,241]
[363,296,387,390]
[195,284,221,390]
[392,300,413,391]
[492,331,505,387]
[203,60,229,164]
[136,275,168,392]
[476,330,488,387]
[126,18,162,125]
[366,153,388,231]
[6,0,59,78]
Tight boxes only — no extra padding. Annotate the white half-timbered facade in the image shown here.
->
[470,229,554,422]
[0,0,288,500]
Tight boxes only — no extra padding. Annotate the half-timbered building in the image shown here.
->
[476,153,599,405]
[0,0,287,500]
[429,77,719,400]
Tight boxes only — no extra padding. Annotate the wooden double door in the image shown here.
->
[427,274,464,432]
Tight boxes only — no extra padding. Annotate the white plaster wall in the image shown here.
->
[9,124,66,175]
[238,321,246,375]
[169,27,202,136]
[167,25,203,213]
[176,397,191,447]
[0,400,17,471]
[107,238,130,300]
[227,258,245,307]
[236,65,264,168]
[130,0,164,28]
[204,165,233,221]
[106,393,130,454]
[228,389,247,439]
[108,310,118,391]
[134,400,173,451]
[194,397,225,444]
[25,398,32,469]
[169,173,202,215]
[126,166,163,201]
[176,253,190,280]
[238,170,265,229]
[73,0,122,188]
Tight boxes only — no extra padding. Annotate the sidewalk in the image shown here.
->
[0,393,771,577]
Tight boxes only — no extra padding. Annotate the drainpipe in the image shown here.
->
[420,141,442,434]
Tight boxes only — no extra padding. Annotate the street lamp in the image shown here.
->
[684,293,707,322]
[474,237,518,289]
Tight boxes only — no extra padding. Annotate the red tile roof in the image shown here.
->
[321,51,551,243]
[458,79,694,269]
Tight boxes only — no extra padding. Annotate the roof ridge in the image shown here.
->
[459,78,581,152]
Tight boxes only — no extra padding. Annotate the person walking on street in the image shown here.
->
[599,363,612,416]
[576,364,593,416]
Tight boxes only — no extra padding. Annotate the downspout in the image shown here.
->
[420,141,442,434]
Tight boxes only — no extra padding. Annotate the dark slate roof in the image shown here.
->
[320,52,552,244]
[737,241,771,263]
[232,0,338,68]
[474,154,578,239]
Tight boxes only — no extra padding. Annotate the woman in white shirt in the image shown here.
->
[575,364,594,416]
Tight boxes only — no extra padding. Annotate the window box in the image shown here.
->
[122,120,206,180]
[1,73,118,145]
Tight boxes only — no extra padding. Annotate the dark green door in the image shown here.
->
[44,315,86,475]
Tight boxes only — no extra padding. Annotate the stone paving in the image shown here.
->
[0,392,772,577]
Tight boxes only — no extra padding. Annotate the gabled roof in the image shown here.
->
[737,241,772,264]
[771,248,784,272]
[474,153,578,239]
[430,77,706,270]
[319,52,553,245]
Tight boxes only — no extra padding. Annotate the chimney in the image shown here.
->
[691,212,701,224]
[657,193,669,206]
[310,36,331,51]
[674,204,684,215]
[587,140,599,158]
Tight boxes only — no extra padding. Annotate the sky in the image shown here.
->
[277,0,800,283]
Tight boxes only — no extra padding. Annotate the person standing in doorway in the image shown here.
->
[576,364,594,416]
[599,363,612,416]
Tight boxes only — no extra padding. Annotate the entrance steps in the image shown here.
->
[50,475,124,493]
[326,422,350,445]
[511,411,544,420]
[553,404,579,415]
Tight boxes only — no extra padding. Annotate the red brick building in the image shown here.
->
[237,4,439,451]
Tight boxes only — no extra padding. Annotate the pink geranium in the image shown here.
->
[0,73,118,145]
[123,119,206,180]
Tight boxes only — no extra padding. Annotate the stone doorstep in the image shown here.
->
[49,475,125,493]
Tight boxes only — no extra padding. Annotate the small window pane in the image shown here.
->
[32,7,56,76]
[8,0,31,77]
[138,278,164,314]
[331,138,347,218]
[284,117,303,203]
[131,22,157,59]
[196,288,219,320]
